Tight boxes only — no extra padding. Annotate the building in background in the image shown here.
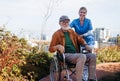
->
[93,28,110,42]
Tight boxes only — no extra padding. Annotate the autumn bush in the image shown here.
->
[97,46,120,63]
[0,31,52,81]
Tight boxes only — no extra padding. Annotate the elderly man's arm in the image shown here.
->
[49,33,65,54]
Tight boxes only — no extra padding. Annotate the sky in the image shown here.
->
[0,0,120,40]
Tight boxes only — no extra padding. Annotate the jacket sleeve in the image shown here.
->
[49,32,58,53]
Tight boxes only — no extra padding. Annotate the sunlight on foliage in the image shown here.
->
[97,46,120,63]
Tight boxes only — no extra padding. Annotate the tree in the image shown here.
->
[40,0,63,40]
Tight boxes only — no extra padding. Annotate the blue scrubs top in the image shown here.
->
[70,18,92,35]
[70,18,95,46]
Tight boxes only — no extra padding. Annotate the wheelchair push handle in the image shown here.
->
[56,52,65,61]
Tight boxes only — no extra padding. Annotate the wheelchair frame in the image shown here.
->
[50,52,97,81]
[50,53,73,81]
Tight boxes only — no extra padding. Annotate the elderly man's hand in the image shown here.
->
[85,45,92,53]
[55,45,65,54]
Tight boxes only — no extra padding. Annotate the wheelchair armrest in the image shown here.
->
[81,46,92,54]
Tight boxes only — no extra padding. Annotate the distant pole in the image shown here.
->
[99,38,100,48]
[117,34,120,46]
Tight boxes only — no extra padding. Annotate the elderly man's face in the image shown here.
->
[59,20,70,27]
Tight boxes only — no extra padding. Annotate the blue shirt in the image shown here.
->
[70,18,95,46]
[70,18,93,35]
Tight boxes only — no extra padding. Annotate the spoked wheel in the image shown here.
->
[50,58,61,81]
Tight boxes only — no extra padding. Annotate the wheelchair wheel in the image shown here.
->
[50,57,61,81]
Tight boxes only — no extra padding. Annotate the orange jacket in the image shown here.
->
[49,28,87,53]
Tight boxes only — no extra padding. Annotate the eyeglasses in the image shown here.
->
[62,21,69,24]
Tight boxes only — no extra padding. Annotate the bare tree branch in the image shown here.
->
[41,0,63,40]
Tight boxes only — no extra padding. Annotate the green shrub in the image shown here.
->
[20,52,52,81]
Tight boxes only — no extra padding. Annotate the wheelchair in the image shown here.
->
[50,52,90,81]
[50,53,73,81]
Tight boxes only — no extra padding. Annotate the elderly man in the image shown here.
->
[49,15,96,81]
